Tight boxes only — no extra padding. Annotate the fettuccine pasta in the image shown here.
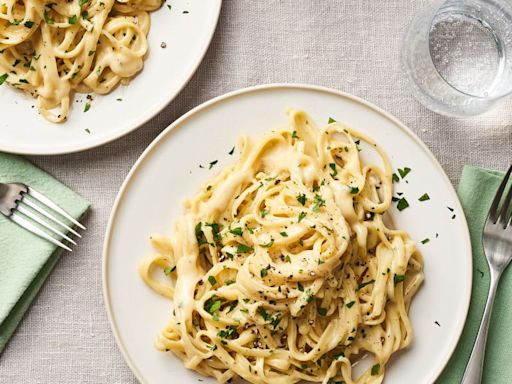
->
[0,0,161,122]
[139,109,424,384]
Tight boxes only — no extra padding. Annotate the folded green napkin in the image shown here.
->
[438,165,512,383]
[0,153,89,353]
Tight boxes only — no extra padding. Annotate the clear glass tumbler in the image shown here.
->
[402,0,512,117]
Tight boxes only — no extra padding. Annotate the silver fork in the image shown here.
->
[0,182,86,252]
[462,164,512,384]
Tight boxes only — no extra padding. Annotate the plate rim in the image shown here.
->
[0,0,222,156]
[102,83,473,384]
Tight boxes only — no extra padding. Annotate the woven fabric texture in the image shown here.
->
[1,1,511,383]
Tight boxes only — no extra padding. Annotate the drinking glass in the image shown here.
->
[402,0,512,117]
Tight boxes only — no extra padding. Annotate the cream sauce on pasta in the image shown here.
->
[0,0,160,122]
[139,110,424,384]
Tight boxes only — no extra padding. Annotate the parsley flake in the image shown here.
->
[236,243,253,254]
[329,163,338,177]
[356,279,375,291]
[296,193,306,206]
[394,274,405,285]
[418,193,430,201]
[229,227,243,237]
[208,160,218,169]
[398,167,411,179]
[396,197,409,211]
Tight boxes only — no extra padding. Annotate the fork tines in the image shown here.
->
[12,187,86,252]
[489,164,512,227]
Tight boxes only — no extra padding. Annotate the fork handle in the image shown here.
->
[461,269,501,384]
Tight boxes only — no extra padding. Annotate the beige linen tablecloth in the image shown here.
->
[1,1,511,382]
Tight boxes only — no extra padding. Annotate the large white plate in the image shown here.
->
[0,0,221,155]
[103,84,472,384]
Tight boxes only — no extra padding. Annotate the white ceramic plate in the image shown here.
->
[0,0,221,155]
[103,84,472,384]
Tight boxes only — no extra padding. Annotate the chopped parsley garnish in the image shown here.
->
[43,11,54,24]
[84,128,91,134]
[398,167,411,179]
[68,15,78,24]
[24,20,34,28]
[298,211,307,222]
[88,50,95,56]
[312,194,326,212]
[394,274,405,285]
[306,289,314,303]
[208,275,217,286]
[333,352,344,361]
[208,160,218,169]
[280,231,288,237]
[346,300,355,308]
[195,222,207,245]
[421,238,430,244]
[350,186,359,194]
[261,240,274,248]
[297,282,304,292]
[79,0,88,6]
[257,306,269,321]
[236,243,253,253]
[205,296,221,318]
[261,209,269,218]
[356,279,375,291]
[328,117,336,124]
[205,222,222,243]
[317,307,327,316]
[285,255,291,263]
[84,102,91,112]
[418,193,430,201]
[229,227,243,237]
[163,265,176,275]
[81,10,89,19]
[392,173,400,183]
[371,363,380,376]
[329,163,337,177]
[260,268,268,278]
[226,252,234,260]
[217,326,238,339]
[182,10,189,14]
[292,130,299,139]
[396,197,409,211]
[296,193,306,206]
[206,185,212,191]
[19,79,29,84]
[228,146,235,155]
[0,73,8,85]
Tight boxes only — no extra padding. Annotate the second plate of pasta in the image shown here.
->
[0,0,221,154]
[103,84,472,384]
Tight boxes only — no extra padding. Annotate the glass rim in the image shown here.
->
[425,0,511,101]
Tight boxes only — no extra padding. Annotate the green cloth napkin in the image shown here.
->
[438,165,512,383]
[0,153,89,353]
